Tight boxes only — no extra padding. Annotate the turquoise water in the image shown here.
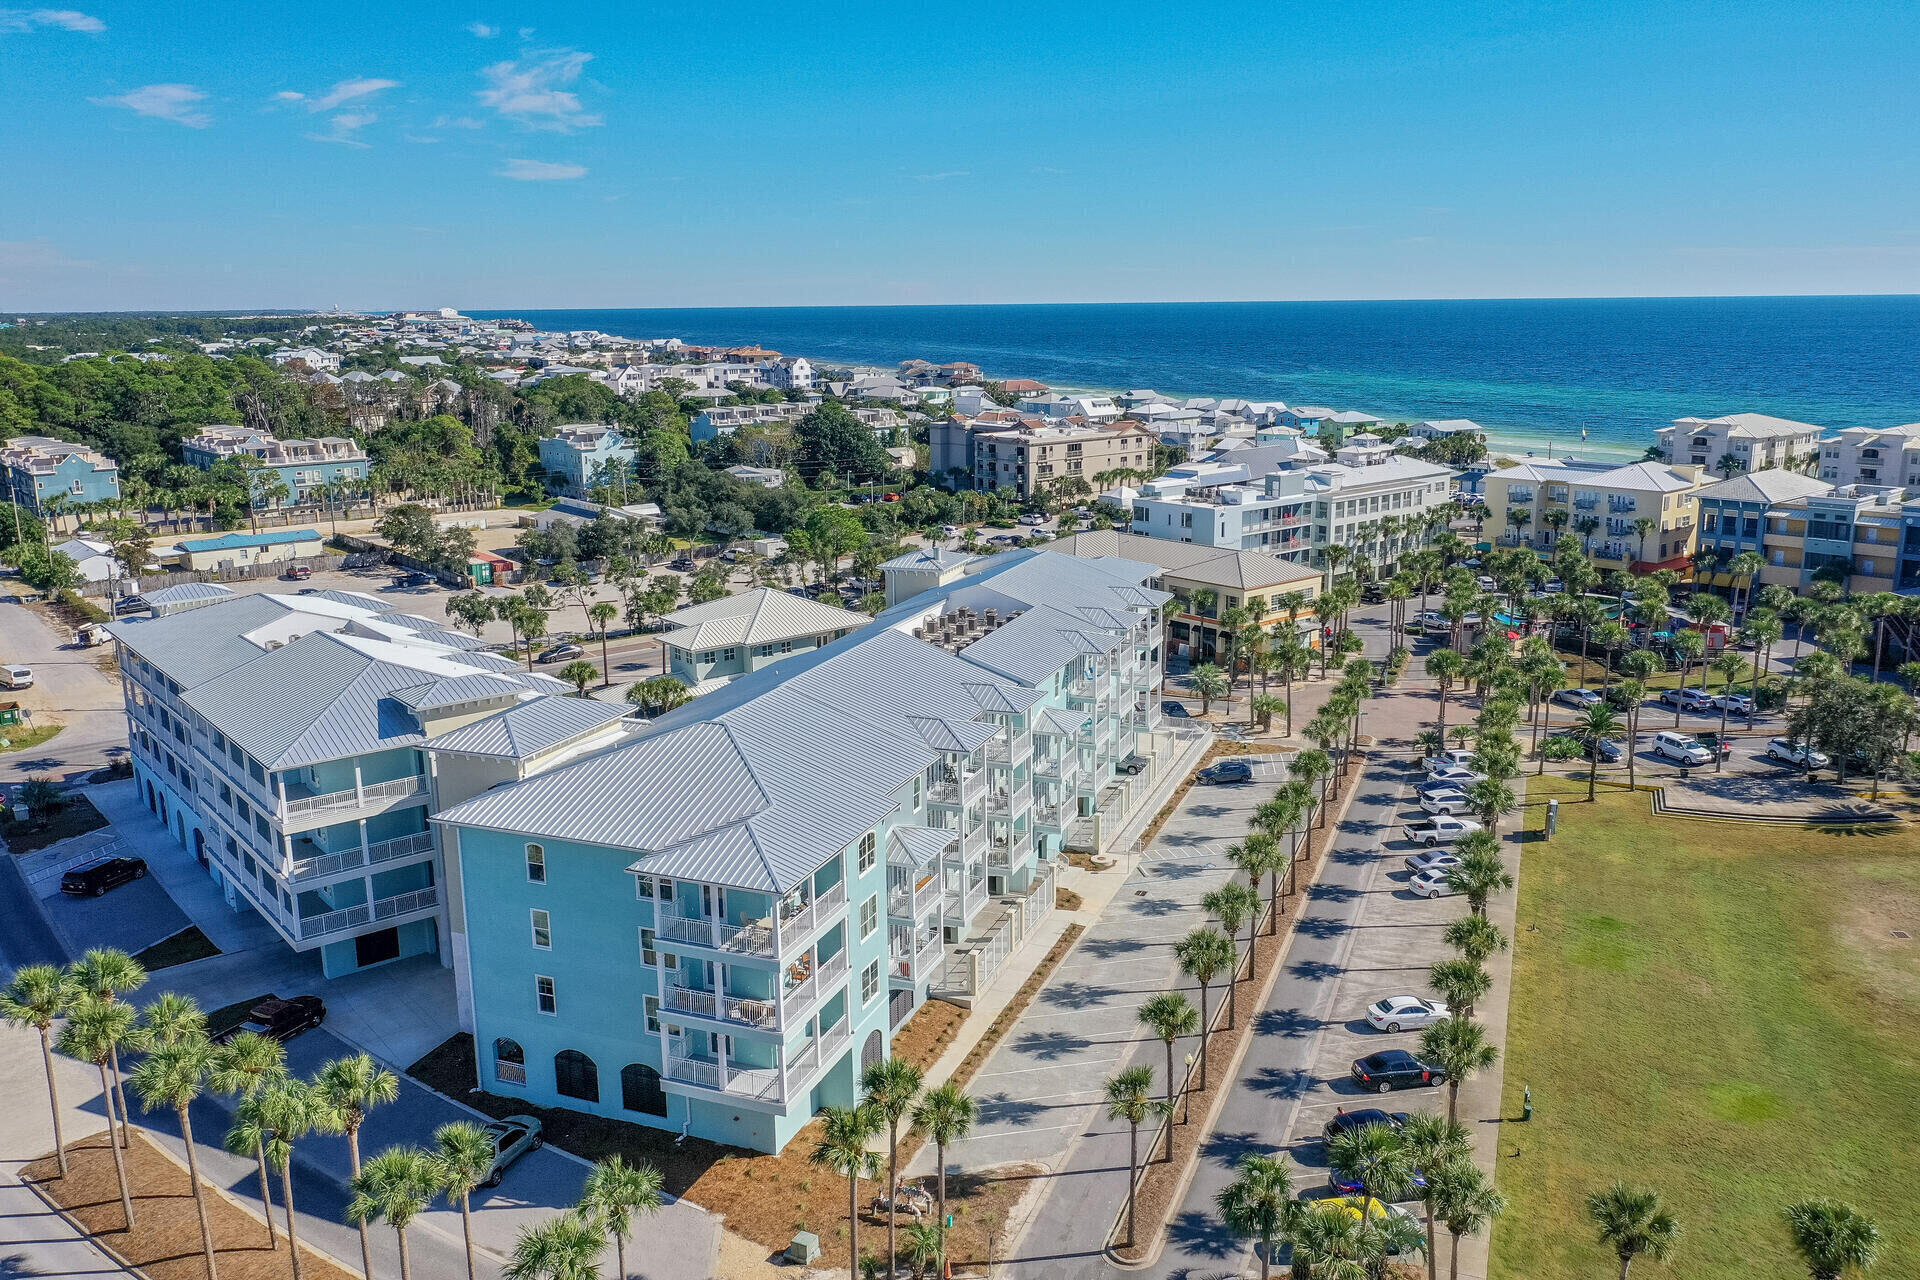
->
[473,297,1920,461]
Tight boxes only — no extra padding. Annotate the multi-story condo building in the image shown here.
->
[108,590,600,979]
[1693,468,1833,566]
[958,420,1158,498]
[2,435,121,512]
[536,425,637,497]
[1654,413,1824,473]
[180,425,369,506]
[657,588,868,693]
[1754,486,1919,594]
[433,549,1172,1154]
[1814,423,1920,488]
[763,357,814,391]
[1481,458,1710,572]
[1014,394,1120,421]
[689,402,811,444]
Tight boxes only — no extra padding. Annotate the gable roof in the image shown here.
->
[658,587,867,650]
[1694,468,1833,505]
[424,696,633,760]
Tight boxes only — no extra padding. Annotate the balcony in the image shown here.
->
[891,923,945,982]
[785,1014,851,1085]
[664,1046,781,1102]
[297,885,439,940]
[1032,799,1071,830]
[889,867,943,920]
[661,981,779,1030]
[288,831,434,883]
[656,879,845,957]
[927,767,986,809]
[984,733,1031,768]
[281,774,426,823]
[779,948,850,1022]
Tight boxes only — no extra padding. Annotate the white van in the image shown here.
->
[1,664,33,690]
[1651,730,1711,766]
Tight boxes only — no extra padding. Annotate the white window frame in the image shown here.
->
[525,843,546,883]
[530,908,551,950]
[860,894,878,939]
[535,974,556,1015]
[858,831,876,875]
[635,874,654,899]
[861,959,880,1005]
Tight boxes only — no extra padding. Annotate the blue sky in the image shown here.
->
[4,1,1917,310]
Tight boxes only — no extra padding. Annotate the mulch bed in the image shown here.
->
[1055,884,1084,911]
[23,1130,357,1280]
[889,998,968,1074]
[1110,761,1364,1264]
[0,793,110,854]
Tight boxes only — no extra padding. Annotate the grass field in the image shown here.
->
[1492,777,1920,1279]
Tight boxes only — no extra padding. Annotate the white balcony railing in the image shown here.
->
[786,1015,850,1085]
[297,884,439,939]
[495,1061,527,1087]
[663,1047,781,1101]
[662,982,779,1029]
[282,774,425,820]
[657,908,776,956]
[289,830,434,882]
[780,948,849,1020]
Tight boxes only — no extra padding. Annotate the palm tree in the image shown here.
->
[69,947,147,1149]
[1,965,75,1177]
[859,1057,924,1275]
[1327,1121,1414,1225]
[1397,1114,1471,1280]
[1428,1158,1505,1280]
[56,998,137,1230]
[137,990,207,1049]
[1586,1183,1680,1280]
[1783,1199,1879,1280]
[578,1154,663,1280]
[1189,663,1230,717]
[1710,651,1747,772]
[1444,835,1513,917]
[210,1031,288,1247]
[1425,649,1466,741]
[1174,927,1235,1089]
[433,1122,499,1280]
[810,1103,883,1280]
[1575,704,1622,799]
[131,1036,223,1280]
[900,1222,946,1280]
[1464,778,1517,833]
[1292,748,1332,829]
[233,1079,331,1280]
[1104,1065,1165,1247]
[587,599,618,683]
[1442,916,1508,966]
[1426,957,1492,1020]
[1216,1153,1295,1280]
[1201,881,1262,1025]
[348,1146,442,1280]
[317,1052,400,1280]
[1419,1016,1499,1123]
[507,1210,605,1280]
[910,1082,975,1271]
[560,659,600,695]
[1138,991,1200,1114]
[1631,516,1657,568]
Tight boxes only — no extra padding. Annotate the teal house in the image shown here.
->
[2,435,121,513]
[538,424,636,497]
[657,587,868,693]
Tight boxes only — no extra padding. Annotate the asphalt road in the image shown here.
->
[0,599,128,787]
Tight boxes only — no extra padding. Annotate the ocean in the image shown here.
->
[470,297,1920,462]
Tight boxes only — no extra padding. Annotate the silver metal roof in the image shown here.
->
[888,826,956,870]
[425,697,633,760]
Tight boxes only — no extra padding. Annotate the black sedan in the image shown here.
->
[1350,1049,1447,1093]
[1322,1107,1409,1141]
[537,643,586,664]
[1160,700,1191,719]
[1197,760,1254,785]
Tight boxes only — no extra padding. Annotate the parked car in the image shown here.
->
[1018,512,1047,526]
[1423,765,1485,790]
[482,1115,544,1187]
[1351,1049,1447,1093]
[1322,1107,1408,1141]
[397,571,433,588]
[941,524,961,539]
[1651,730,1713,766]
[1422,749,1478,774]
[1404,849,1461,874]
[1693,731,1734,760]
[1712,691,1754,716]
[1414,776,1474,801]
[1323,1194,1425,1229]
[1367,995,1449,1032]
[1547,731,1622,763]
[59,855,148,897]
[114,594,149,615]
[1765,737,1829,768]
[1402,816,1482,846]
[1,664,34,690]
[1420,792,1473,816]
[1658,687,1714,712]
[1118,753,1147,776]
[537,643,586,664]
[213,996,326,1045]
[1554,688,1603,709]
[1197,760,1254,785]
[1361,582,1386,604]
[1160,700,1191,719]
[1411,610,1448,629]
[1408,866,1458,898]
[282,565,313,581]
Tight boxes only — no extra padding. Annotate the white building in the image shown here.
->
[1016,393,1121,422]
[764,357,815,391]
[1815,423,1920,488]
[1655,413,1824,473]
[269,347,342,372]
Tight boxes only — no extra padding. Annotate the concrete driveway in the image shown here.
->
[39,870,191,956]
[0,599,129,786]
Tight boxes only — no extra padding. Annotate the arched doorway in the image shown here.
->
[492,1038,525,1086]
[554,1049,600,1103]
[860,1029,883,1073]
[620,1063,667,1116]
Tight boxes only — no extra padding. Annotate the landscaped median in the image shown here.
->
[1492,774,1920,1279]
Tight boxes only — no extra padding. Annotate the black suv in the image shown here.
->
[60,855,148,897]
[214,996,326,1045]
[1197,761,1253,785]
[1350,1049,1447,1093]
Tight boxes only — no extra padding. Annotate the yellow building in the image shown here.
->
[1481,459,1710,572]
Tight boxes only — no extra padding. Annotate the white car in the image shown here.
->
[1412,610,1448,628]
[1555,688,1603,709]
[1659,687,1713,712]
[1651,730,1713,766]
[1424,765,1486,789]
[1422,749,1478,774]
[941,524,961,539]
[1765,737,1829,768]
[1475,575,1497,591]
[1408,867,1459,899]
[1713,691,1754,715]
[1405,849,1461,874]
[1366,995,1450,1032]
[1402,816,1483,847]
[0,664,32,690]
[1420,792,1473,816]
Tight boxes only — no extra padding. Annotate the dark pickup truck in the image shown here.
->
[213,996,327,1045]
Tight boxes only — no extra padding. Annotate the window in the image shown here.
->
[530,909,551,949]
[635,874,654,899]
[639,928,658,967]
[858,831,877,875]
[526,843,546,883]
[621,1062,667,1116]
[861,894,878,939]
[535,975,556,1014]
[643,995,661,1033]
[553,1049,599,1103]
[861,959,881,1004]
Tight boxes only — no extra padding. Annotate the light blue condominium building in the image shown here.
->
[2,435,121,512]
[108,589,603,978]
[434,548,1172,1153]
[179,425,369,506]
[656,587,868,693]
[537,424,637,497]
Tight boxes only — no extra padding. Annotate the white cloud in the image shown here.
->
[0,9,104,32]
[466,21,497,37]
[273,90,305,102]
[499,157,585,181]
[309,77,398,112]
[432,114,485,130]
[309,110,377,146]
[92,83,210,128]
[476,49,600,130]
[915,170,969,182]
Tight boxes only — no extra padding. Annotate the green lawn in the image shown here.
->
[1493,777,1920,1279]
